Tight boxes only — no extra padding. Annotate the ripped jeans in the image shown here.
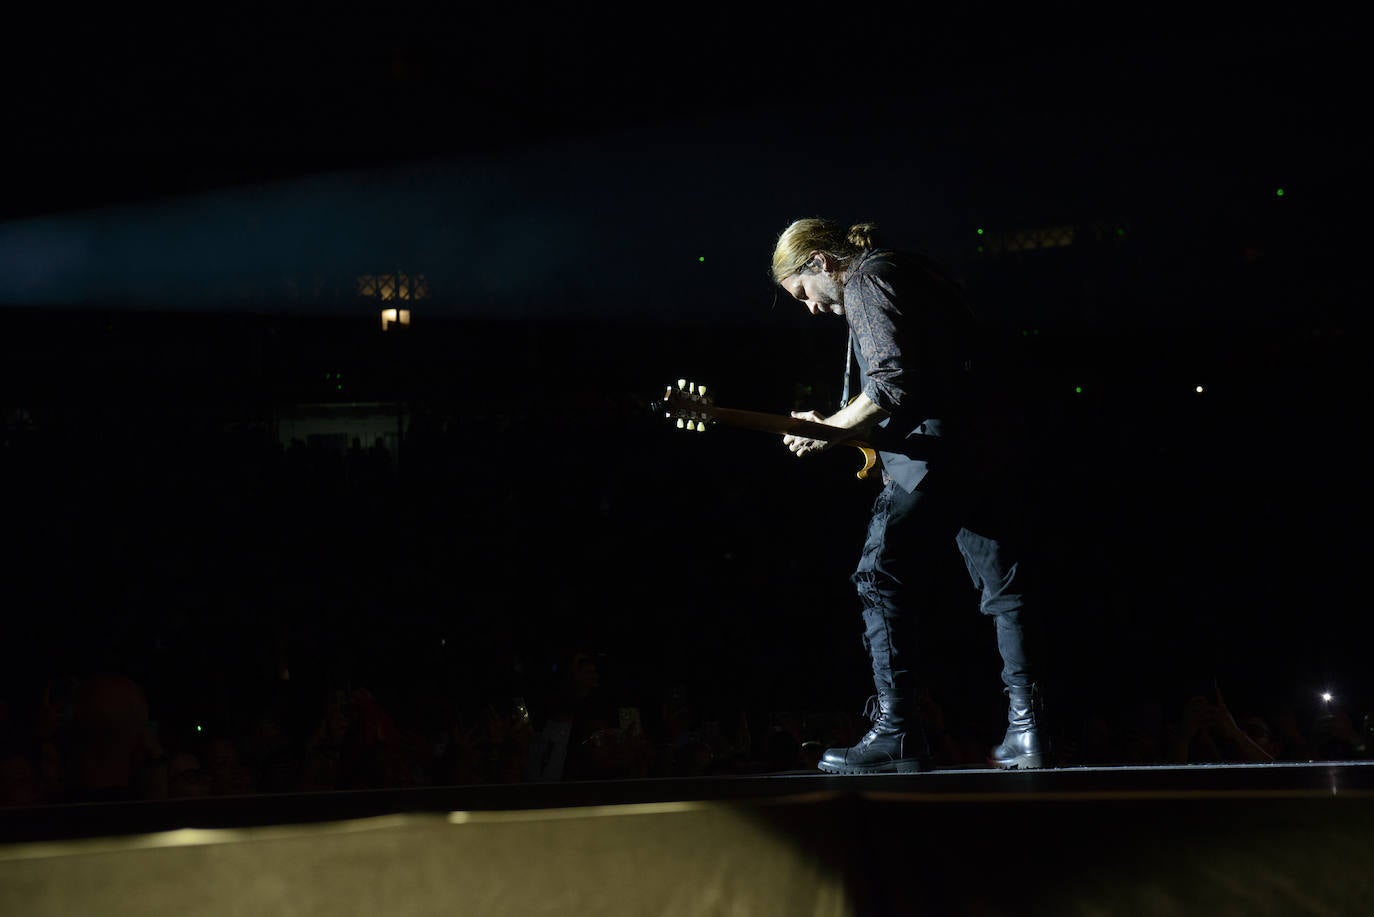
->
[852,472,1040,697]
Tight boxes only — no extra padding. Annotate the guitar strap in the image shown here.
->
[840,328,855,410]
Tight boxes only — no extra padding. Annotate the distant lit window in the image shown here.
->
[357,272,429,301]
[978,225,1078,256]
[380,308,411,331]
[1003,226,1075,253]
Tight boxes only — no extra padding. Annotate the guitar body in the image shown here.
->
[844,444,879,480]
[660,381,879,481]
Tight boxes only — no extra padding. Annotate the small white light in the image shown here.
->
[1321,692,1333,703]
[1195,385,1205,394]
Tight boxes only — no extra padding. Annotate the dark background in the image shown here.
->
[2,8,1369,762]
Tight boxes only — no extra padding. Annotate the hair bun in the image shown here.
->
[846,222,878,249]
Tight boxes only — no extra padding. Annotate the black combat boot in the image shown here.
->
[989,684,1049,769]
[818,693,931,775]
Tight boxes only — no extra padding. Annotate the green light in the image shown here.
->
[195,724,203,733]
[1074,386,1083,394]
[336,384,343,391]
[698,256,705,262]
[975,228,984,235]
[1275,188,1285,197]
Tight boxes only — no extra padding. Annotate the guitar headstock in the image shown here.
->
[661,378,714,432]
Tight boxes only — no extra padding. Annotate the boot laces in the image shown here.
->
[862,694,882,723]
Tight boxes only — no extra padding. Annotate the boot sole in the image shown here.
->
[988,754,1044,769]
[817,759,929,775]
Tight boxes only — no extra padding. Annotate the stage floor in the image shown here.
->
[4,761,1374,916]
[4,758,1373,845]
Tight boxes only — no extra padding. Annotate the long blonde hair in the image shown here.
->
[770,218,880,282]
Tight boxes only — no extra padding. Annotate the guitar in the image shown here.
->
[658,378,879,480]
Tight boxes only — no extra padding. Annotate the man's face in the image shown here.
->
[780,260,845,316]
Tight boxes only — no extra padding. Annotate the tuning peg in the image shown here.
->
[695,421,707,432]
[676,418,685,429]
[696,384,706,399]
[678,378,687,390]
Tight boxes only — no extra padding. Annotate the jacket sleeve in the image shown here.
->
[845,269,911,415]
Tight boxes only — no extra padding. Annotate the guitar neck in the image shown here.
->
[705,405,872,447]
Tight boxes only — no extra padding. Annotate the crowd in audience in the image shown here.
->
[2,641,1369,809]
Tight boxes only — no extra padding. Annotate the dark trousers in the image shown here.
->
[851,471,1040,698]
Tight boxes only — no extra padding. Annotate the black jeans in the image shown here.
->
[851,470,1040,698]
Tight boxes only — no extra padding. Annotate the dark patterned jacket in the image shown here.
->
[844,248,986,492]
